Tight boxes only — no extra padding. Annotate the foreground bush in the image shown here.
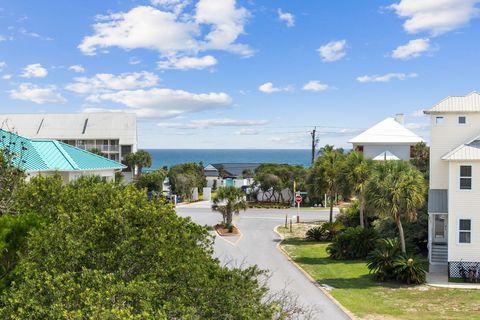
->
[367,238,426,284]
[0,176,293,319]
[305,226,326,241]
[327,227,377,259]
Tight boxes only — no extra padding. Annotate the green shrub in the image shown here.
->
[393,256,426,285]
[367,238,401,281]
[305,226,327,241]
[326,227,377,259]
[366,238,426,284]
[321,221,345,240]
[336,201,361,227]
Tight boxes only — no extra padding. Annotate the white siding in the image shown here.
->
[354,144,412,161]
[430,114,480,189]
[447,161,480,261]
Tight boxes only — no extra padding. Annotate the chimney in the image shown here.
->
[394,113,404,125]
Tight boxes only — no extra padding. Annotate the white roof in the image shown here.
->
[373,150,400,161]
[349,117,424,144]
[424,91,480,114]
[0,113,137,145]
[442,134,480,161]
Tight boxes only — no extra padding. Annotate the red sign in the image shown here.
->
[295,195,303,203]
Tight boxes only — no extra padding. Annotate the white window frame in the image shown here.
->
[459,164,473,191]
[458,218,472,244]
[458,115,467,125]
[435,116,445,125]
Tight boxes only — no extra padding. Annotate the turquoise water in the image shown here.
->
[146,149,312,169]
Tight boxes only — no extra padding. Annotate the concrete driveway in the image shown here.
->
[176,202,349,319]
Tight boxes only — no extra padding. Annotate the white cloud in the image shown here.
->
[9,83,66,104]
[0,61,6,71]
[69,64,85,73]
[79,2,252,62]
[158,118,268,129]
[157,55,217,70]
[85,88,232,118]
[236,128,260,135]
[2,74,12,80]
[66,71,159,94]
[390,0,480,36]
[21,63,48,78]
[302,80,330,92]
[258,82,293,93]
[195,0,252,56]
[391,38,432,59]
[356,72,418,83]
[278,9,295,27]
[317,40,347,62]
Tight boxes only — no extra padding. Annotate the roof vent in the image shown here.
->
[394,113,404,125]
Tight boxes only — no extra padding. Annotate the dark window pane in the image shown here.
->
[459,116,466,124]
[460,232,471,243]
[460,219,471,231]
[460,166,472,177]
[460,178,472,190]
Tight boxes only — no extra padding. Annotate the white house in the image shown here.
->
[349,114,425,161]
[0,113,137,163]
[425,91,480,276]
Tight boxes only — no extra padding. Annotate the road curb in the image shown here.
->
[273,225,356,320]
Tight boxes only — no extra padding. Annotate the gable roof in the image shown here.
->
[442,133,480,161]
[372,150,400,161]
[424,92,480,114]
[349,117,424,144]
[0,129,126,171]
[206,163,260,177]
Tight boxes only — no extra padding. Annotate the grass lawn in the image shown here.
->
[280,234,480,319]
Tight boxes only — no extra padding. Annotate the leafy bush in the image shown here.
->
[393,256,426,285]
[367,238,426,284]
[306,221,344,242]
[327,227,377,259]
[336,201,361,227]
[367,238,401,281]
[1,176,290,318]
[321,221,345,240]
[135,169,166,192]
[306,226,327,241]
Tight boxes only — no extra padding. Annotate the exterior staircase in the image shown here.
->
[431,243,448,264]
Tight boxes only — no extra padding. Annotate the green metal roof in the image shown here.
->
[0,129,126,172]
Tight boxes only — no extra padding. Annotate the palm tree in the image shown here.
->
[368,161,427,254]
[212,186,247,228]
[135,150,152,175]
[316,146,347,222]
[346,152,373,228]
[125,150,152,177]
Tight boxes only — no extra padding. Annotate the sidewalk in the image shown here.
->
[427,264,480,289]
[175,200,212,209]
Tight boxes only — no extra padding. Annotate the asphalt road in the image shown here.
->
[175,202,349,320]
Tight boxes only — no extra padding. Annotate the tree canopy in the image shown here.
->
[0,176,293,319]
[168,163,206,199]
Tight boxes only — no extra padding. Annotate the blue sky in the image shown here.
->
[0,0,479,149]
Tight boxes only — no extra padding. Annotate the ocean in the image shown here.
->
[146,149,312,169]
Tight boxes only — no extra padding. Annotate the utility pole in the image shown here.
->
[310,127,318,166]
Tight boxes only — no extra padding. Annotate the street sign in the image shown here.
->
[295,195,303,204]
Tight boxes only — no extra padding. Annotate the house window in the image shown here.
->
[355,145,364,153]
[458,116,466,124]
[436,116,444,124]
[459,219,471,243]
[460,165,472,190]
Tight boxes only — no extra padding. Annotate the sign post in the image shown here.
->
[295,194,303,223]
